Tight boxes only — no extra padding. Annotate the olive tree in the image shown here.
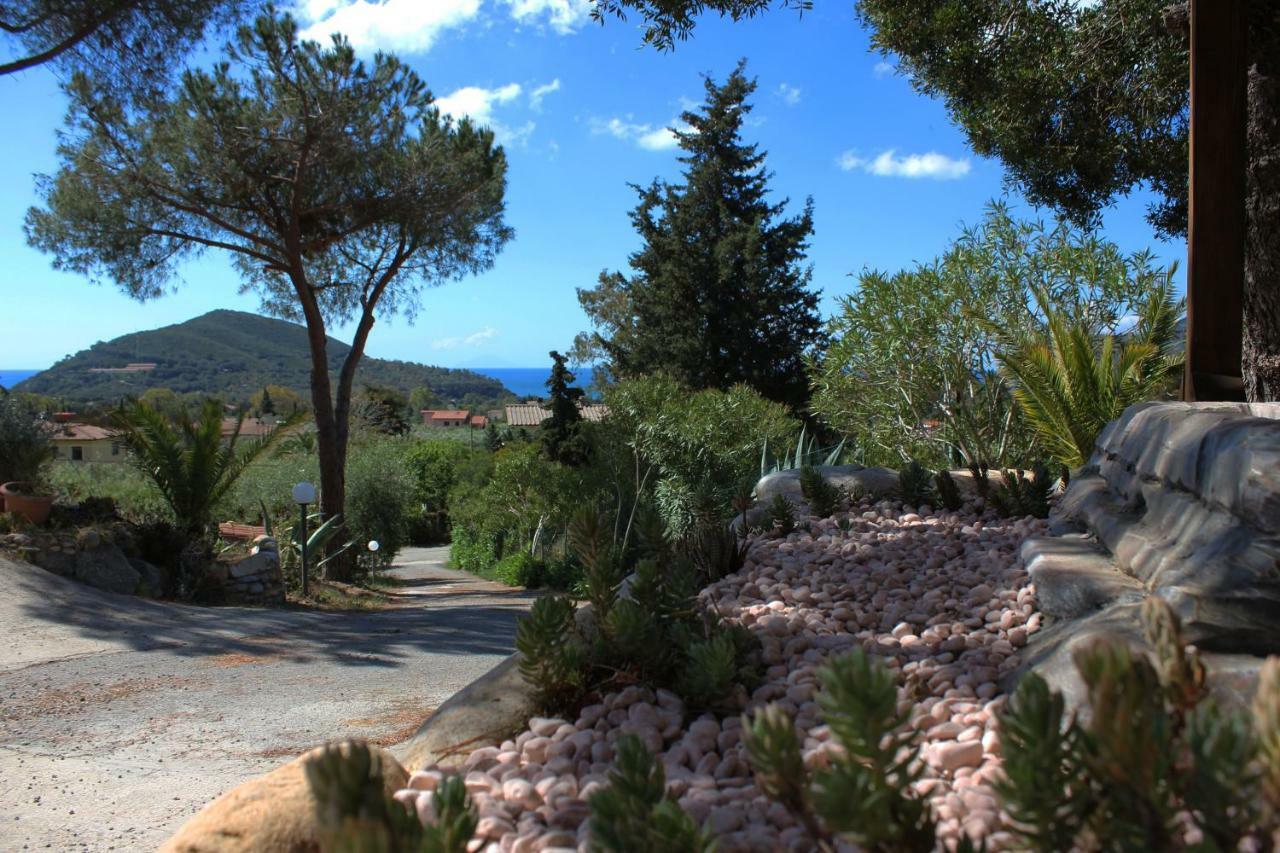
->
[27,12,512,576]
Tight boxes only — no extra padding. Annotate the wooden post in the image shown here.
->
[1184,0,1247,401]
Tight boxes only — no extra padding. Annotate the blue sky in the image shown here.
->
[0,0,1185,370]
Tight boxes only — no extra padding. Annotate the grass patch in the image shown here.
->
[287,579,395,611]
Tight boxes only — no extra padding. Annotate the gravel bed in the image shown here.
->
[397,498,1047,852]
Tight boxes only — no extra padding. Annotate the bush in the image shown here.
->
[739,598,1280,850]
[989,465,1053,519]
[0,395,54,486]
[766,493,795,536]
[515,506,761,715]
[798,465,840,519]
[605,375,798,538]
[897,460,935,507]
[404,440,484,544]
[493,552,546,587]
[589,735,715,853]
[934,469,964,511]
[344,439,416,572]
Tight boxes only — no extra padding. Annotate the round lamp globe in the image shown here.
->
[291,482,317,505]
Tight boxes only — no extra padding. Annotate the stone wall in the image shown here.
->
[0,525,165,596]
[209,536,284,606]
[1016,401,1280,709]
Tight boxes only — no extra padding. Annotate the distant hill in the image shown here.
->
[14,310,514,406]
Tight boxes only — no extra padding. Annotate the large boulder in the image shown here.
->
[162,740,408,853]
[1013,401,1280,710]
[37,543,141,595]
[754,464,899,505]
[395,653,534,772]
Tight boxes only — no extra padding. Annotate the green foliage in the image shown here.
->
[344,441,416,572]
[493,552,548,588]
[516,595,587,710]
[307,740,477,853]
[989,467,1053,520]
[996,599,1280,850]
[0,394,55,485]
[541,351,588,466]
[679,521,749,586]
[515,507,760,715]
[575,61,822,409]
[760,424,845,476]
[811,205,1176,470]
[993,278,1183,469]
[896,460,935,507]
[743,648,935,850]
[112,399,297,537]
[604,375,797,538]
[14,311,514,410]
[798,465,840,519]
[934,469,963,512]
[403,441,483,543]
[588,735,715,853]
[765,494,795,536]
[353,386,411,437]
[856,0,1189,238]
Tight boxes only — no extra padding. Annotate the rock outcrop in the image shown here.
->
[1017,401,1280,709]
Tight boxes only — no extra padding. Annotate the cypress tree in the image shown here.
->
[577,59,822,410]
[542,351,587,465]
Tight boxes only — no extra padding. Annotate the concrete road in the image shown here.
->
[0,546,534,851]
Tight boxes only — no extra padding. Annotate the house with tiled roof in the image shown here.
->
[47,422,122,463]
[421,409,471,428]
[504,402,609,427]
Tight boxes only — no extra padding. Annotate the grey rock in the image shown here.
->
[1013,401,1280,713]
[228,551,276,580]
[65,545,141,595]
[129,558,167,598]
[755,464,899,505]
[395,653,534,772]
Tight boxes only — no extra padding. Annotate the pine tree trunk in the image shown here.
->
[1243,2,1280,401]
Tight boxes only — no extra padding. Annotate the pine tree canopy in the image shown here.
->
[575,60,823,411]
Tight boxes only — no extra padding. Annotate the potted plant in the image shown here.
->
[0,394,56,522]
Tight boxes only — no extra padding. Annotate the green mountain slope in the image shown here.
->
[15,310,513,405]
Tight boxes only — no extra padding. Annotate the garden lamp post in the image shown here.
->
[292,481,317,596]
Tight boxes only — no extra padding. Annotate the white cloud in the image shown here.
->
[296,0,481,53]
[435,83,522,125]
[836,149,971,180]
[873,61,895,78]
[529,78,561,111]
[435,83,534,145]
[432,326,498,350]
[777,83,801,106]
[592,116,689,151]
[502,0,592,33]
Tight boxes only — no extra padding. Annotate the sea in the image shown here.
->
[0,369,38,390]
[0,367,598,399]
[470,367,601,399]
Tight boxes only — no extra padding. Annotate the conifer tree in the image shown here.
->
[575,60,822,410]
[259,386,275,416]
[542,351,587,466]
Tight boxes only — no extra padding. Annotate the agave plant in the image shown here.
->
[760,423,846,477]
[113,399,300,537]
[994,277,1182,469]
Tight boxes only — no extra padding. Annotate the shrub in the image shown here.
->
[798,465,840,519]
[515,506,761,716]
[766,493,796,537]
[403,441,482,544]
[345,440,415,572]
[740,598,1280,850]
[604,375,797,538]
[934,469,964,511]
[989,465,1052,519]
[0,394,55,486]
[307,740,477,852]
[680,521,749,586]
[493,552,546,588]
[993,277,1183,469]
[588,735,715,853]
[896,460,935,507]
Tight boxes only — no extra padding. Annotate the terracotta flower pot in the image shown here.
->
[0,482,53,525]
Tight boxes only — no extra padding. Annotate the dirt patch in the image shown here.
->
[342,701,435,746]
[1,675,200,722]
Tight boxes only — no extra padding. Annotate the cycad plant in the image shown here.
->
[113,399,299,537]
[994,277,1182,469]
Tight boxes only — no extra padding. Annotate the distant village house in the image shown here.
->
[47,420,121,463]
[504,402,609,427]
[420,409,471,428]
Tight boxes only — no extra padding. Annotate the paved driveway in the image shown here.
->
[0,546,534,851]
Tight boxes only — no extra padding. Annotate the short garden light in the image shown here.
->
[292,481,317,596]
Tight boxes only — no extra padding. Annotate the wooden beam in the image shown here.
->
[1184,0,1247,401]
